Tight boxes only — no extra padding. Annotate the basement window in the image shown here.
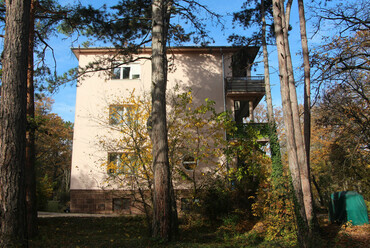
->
[182,155,197,170]
[181,198,191,212]
[113,198,131,211]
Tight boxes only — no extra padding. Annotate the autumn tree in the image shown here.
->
[310,77,369,200]
[308,0,369,202]
[96,90,231,230]
[96,93,154,229]
[0,0,31,247]
[34,98,73,210]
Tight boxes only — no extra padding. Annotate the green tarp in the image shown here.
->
[329,191,369,226]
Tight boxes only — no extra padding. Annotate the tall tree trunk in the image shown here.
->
[283,0,315,230]
[261,0,274,124]
[271,0,309,247]
[26,0,38,238]
[151,0,177,241]
[297,0,315,229]
[0,0,31,247]
[261,0,284,185]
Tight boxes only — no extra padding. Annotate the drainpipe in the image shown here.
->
[221,48,229,172]
[221,48,226,113]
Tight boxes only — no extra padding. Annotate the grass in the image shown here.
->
[29,215,370,248]
[30,216,234,248]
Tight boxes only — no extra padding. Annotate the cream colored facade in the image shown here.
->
[70,46,264,214]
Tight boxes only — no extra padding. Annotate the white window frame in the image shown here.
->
[111,63,141,80]
[107,152,138,175]
[109,105,134,126]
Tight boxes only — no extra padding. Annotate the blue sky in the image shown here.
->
[50,0,308,123]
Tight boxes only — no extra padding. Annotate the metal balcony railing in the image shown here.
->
[225,76,265,93]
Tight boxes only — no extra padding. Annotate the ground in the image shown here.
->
[29,215,369,248]
[319,217,370,248]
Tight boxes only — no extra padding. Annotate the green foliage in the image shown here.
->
[247,122,298,245]
[197,179,232,221]
[229,0,275,46]
[36,174,54,210]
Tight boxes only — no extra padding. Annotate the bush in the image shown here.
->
[198,179,232,221]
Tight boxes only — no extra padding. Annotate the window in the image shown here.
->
[107,153,122,174]
[107,152,138,175]
[111,63,140,80]
[182,155,197,170]
[181,198,191,212]
[109,105,134,125]
[113,198,131,211]
[180,198,199,212]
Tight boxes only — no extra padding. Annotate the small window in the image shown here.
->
[182,155,197,170]
[107,152,138,175]
[181,198,191,212]
[111,63,140,80]
[109,105,134,125]
[113,198,131,211]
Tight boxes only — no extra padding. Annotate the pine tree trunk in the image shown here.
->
[283,0,314,233]
[297,0,315,229]
[0,0,31,247]
[26,0,38,238]
[151,0,177,241]
[271,0,309,247]
[261,0,274,123]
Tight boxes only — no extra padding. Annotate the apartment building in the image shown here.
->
[70,46,266,214]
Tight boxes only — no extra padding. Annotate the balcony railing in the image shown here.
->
[225,76,265,93]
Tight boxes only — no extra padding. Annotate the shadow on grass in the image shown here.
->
[31,215,369,248]
[29,216,243,248]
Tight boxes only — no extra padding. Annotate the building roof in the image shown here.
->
[71,46,260,61]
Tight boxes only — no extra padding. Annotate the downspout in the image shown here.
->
[221,48,227,113]
[221,48,229,172]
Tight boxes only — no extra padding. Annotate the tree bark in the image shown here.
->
[261,0,273,123]
[282,0,314,232]
[151,0,177,241]
[297,0,315,229]
[271,0,309,247]
[261,0,285,192]
[0,0,31,247]
[26,0,38,238]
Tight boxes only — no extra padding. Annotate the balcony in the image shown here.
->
[225,76,265,109]
[225,76,265,94]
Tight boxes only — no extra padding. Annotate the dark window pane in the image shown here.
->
[122,67,130,79]
[112,67,120,79]
[113,198,131,211]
